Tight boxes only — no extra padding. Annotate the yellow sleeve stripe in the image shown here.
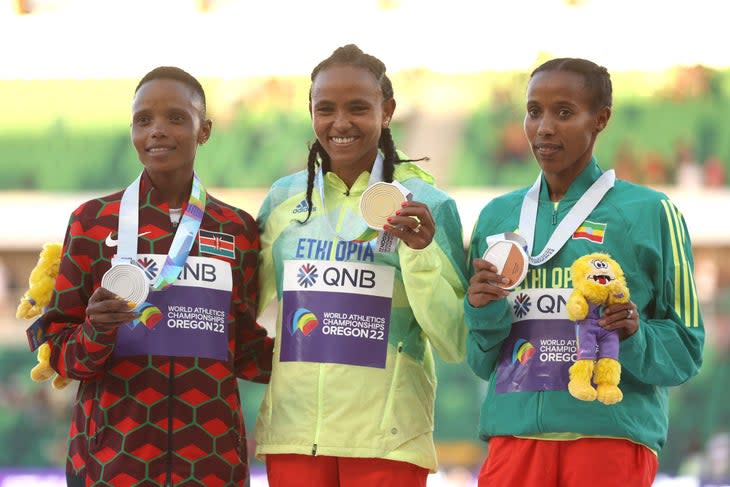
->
[668,203,693,326]
[660,200,681,314]
[688,266,700,328]
[661,200,699,327]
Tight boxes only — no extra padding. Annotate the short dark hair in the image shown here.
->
[531,58,612,111]
[135,66,207,117]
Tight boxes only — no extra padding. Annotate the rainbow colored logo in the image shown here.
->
[290,308,318,336]
[512,339,536,364]
[128,303,163,330]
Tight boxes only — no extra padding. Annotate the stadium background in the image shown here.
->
[1,1,729,486]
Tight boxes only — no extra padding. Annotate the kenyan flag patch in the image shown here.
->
[198,230,235,259]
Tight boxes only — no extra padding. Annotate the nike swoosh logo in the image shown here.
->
[105,231,152,247]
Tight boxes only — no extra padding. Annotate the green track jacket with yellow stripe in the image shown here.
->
[466,159,705,454]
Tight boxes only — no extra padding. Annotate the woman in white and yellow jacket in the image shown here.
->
[254,44,467,487]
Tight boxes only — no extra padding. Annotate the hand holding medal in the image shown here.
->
[481,235,529,290]
[467,259,512,308]
[86,286,138,332]
[360,181,435,250]
[101,262,149,305]
[383,200,434,250]
[467,233,529,308]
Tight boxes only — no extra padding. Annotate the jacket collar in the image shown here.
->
[138,170,198,210]
[539,157,604,203]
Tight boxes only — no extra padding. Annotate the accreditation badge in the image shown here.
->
[114,255,232,360]
[280,259,395,368]
[494,288,577,393]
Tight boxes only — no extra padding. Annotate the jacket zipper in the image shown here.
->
[165,208,179,486]
[536,391,544,432]
[379,342,404,430]
[166,356,174,486]
[552,205,558,225]
[312,363,325,455]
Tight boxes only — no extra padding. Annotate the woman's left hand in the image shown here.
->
[383,200,435,250]
[599,301,639,340]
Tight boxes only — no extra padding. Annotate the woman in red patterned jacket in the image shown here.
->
[39,66,273,486]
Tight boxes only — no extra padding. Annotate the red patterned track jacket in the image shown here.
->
[43,172,273,486]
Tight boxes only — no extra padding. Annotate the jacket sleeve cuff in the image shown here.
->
[81,317,119,346]
[465,297,511,331]
[618,319,647,362]
[398,240,439,272]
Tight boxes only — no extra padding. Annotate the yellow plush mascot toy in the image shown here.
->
[566,252,629,405]
[16,242,72,390]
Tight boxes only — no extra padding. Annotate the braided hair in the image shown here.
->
[530,58,612,112]
[300,44,425,223]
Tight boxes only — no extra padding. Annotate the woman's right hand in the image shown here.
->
[467,258,511,308]
[86,287,138,331]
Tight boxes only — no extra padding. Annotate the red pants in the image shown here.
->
[478,436,658,487]
[266,453,429,487]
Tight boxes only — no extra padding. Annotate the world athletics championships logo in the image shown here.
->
[512,338,536,364]
[512,293,531,319]
[297,263,318,288]
[127,303,163,331]
[290,308,319,336]
[138,304,163,330]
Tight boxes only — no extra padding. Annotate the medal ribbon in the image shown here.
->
[115,171,206,290]
[518,168,615,266]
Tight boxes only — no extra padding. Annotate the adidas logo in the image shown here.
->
[293,199,316,214]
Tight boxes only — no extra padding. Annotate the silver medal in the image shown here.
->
[101,263,149,304]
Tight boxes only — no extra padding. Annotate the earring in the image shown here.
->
[383,118,390,128]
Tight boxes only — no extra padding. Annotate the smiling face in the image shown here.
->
[310,64,395,184]
[131,78,211,180]
[524,70,610,188]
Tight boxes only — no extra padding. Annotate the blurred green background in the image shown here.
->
[2,66,729,191]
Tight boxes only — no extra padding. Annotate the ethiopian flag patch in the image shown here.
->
[572,220,607,244]
[199,230,235,259]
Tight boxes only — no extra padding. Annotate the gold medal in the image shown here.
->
[360,182,408,230]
